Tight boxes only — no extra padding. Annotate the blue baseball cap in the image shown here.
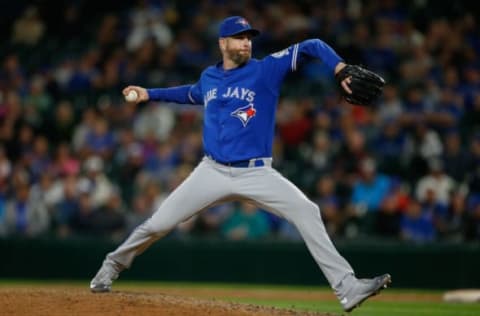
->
[219,16,260,38]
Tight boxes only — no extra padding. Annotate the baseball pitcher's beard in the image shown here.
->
[229,50,251,66]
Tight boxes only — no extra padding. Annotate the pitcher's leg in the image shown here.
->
[108,161,232,267]
[91,161,231,292]
[236,167,354,290]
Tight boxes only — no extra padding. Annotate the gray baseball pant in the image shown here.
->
[105,156,354,292]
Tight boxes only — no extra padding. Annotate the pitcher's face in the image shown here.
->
[220,33,253,66]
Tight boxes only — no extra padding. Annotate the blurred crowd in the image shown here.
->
[0,0,479,243]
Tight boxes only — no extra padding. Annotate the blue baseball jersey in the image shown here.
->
[148,39,342,163]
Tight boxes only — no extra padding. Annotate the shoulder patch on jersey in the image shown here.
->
[231,104,257,127]
[271,48,290,58]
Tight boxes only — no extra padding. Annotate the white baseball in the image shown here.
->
[125,90,138,102]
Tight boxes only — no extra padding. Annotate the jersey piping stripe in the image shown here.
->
[291,44,299,71]
[187,90,196,104]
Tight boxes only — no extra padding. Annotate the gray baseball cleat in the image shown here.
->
[90,259,123,293]
[340,273,391,312]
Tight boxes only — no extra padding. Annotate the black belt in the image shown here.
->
[208,156,266,168]
[221,159,265,167]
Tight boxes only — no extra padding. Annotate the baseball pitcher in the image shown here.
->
[90,16,390,312]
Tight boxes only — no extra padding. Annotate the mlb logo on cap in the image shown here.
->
[219,16,260,38]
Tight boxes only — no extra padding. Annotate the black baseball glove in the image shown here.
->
[336,64,385,106]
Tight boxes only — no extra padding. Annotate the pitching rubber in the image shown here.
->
[443,289,480,303]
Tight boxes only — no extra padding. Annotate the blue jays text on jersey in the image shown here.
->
[147,39,343,163]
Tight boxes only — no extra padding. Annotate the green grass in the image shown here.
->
[227,298,480,316]
[1,280,479,316]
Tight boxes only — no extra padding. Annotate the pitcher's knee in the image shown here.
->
[292,201,323,225]
[141,217,177,237]
[299,200,321,218]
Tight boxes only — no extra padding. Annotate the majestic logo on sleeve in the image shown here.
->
[231,104,257,127]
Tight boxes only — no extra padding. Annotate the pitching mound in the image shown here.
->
[1,287,335,316]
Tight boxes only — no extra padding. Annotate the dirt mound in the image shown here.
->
[1,288,336,316]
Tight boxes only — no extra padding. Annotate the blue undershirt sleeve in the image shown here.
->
[262,39,343,90]
[295,39,343,75]
[147,82,203,105]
